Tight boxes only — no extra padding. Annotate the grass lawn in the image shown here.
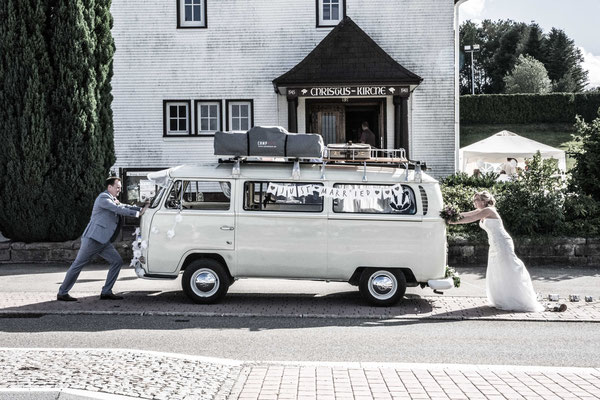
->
[460,123,578,170]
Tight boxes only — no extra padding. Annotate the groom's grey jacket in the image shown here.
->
[82,191,141,244]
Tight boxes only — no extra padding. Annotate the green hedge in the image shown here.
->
[461,93,600,124]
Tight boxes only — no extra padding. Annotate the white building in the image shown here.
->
[110,0,464,202]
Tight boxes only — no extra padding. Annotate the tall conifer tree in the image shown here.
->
[0,0,115,241]
[0,0,55,241]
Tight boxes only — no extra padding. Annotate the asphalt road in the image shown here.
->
[1,263,599,369]
[0,314,598,368]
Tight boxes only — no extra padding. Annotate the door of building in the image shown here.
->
[307,104,345,145]
[344,104,381,147]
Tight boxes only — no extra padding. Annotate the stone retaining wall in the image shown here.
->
[448,237,600,267]
[0,240,133,264]
[1,237,599,267]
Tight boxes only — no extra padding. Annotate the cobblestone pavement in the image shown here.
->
[0,291,598,322]
[0,349,242,400]
[1,349,599,400]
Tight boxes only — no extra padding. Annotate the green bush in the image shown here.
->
[569,112,600,201]
[562,192,600,236]
[439,172,498,188]
[442,150,600,238]
[461,93,600,124]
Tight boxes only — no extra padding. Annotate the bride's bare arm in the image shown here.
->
[450,207,495,224]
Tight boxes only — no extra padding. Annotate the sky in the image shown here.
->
[458,0,600,89]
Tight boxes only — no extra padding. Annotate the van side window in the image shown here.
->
[243,181,324,212]
[165,180,231,210]
[332,184,417,215]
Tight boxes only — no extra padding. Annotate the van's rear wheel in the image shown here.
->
[359,269,406,306]
[182,259,229,304]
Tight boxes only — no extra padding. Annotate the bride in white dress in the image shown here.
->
[451,191,544,313]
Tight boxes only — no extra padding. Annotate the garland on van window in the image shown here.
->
[266,182,407,201]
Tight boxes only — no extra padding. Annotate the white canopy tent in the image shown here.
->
[459,130,566,175]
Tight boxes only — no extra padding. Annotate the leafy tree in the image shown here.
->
[504,54,551,94]
[475,19,518,93]
[489,25,526,93]
[460,20,589,94]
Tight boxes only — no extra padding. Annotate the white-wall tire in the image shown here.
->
[182,259,229,304]
[359,268,406,306]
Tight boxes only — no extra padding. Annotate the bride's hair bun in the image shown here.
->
[474,191,496,207]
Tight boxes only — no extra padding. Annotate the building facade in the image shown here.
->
[110,0,461,203]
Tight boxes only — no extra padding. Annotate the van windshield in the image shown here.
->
[150,186,167,209]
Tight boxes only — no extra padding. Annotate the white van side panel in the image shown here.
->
[235,212,328,278]
[327,216,446,282]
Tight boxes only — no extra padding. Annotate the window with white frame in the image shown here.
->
[164,101,190,136]
[227,100,253,131]
[178,0,207,28]
[317,0,344,27]
[196,101,220,134]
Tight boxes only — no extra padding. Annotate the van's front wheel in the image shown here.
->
[359,269,406,306]
[182,259,229,304]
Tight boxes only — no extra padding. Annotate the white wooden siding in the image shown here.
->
[110,0,456,177]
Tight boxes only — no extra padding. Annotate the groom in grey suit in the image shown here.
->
[57,177,149,301]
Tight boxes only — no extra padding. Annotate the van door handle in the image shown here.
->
[220,226,235,231]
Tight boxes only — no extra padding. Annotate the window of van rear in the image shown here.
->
[244,182,324,212]
[332,184,417,215]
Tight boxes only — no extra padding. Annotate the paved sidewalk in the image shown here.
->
[1,349,599,400]
[0,290,598,322]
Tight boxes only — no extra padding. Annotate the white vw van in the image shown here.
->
[134,155,451,306]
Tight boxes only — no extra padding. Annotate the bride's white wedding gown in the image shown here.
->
[480,217,545,312]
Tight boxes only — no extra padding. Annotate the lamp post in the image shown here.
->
[464,44,480,95]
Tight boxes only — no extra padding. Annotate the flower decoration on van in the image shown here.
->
[445,265,461,288]
[130,228,146,278]
[166,211,183,240]
[440,204,462,224]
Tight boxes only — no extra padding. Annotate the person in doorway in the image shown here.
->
[359,121,377,147]
[57,177,149,301]
[450,191,545,313]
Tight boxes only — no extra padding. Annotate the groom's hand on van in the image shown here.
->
[140,201,150,216]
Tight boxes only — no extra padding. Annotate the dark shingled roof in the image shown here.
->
[273,16,423,87]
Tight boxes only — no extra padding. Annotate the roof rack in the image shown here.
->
[217,147,426,183]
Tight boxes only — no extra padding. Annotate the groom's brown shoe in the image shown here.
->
[57,294,78,302]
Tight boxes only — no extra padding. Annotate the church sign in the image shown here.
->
[286,86,409,98]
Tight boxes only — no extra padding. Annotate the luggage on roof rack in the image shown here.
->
[326,143,371,160]
[214,126,324,158]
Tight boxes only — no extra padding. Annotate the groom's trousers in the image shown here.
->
[58,237,123,296]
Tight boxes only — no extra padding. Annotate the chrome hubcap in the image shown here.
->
[191,268,219,297]
[368,271,397,300]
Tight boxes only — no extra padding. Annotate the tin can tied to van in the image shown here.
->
[568,294,580,302]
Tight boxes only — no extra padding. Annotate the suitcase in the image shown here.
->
[286,133,324,158]
[326,143,372,160]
